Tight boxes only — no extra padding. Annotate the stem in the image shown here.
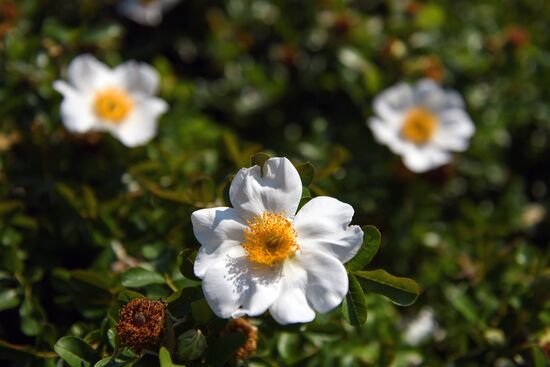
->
[165,275,178,292]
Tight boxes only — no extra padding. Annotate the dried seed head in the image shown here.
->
[116,298,167,353]
[221,318,258,361]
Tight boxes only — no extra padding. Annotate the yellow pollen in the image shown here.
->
[401,107,438,144]
[242,212,299,266]
[94,87,133,123]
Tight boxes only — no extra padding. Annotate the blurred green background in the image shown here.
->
[1,0,549,366]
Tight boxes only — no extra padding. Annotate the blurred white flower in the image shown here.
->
[368,79,475,173]
[403,308,439,346]
[191,157,364,325]
[118,0,181,26]
[54,55,168,147]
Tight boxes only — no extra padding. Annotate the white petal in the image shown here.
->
[298,250,348,313]
[294,196,363,263]
[191,207,246,254]
[415,79,468,115]
[54,81,98,133]
[67,54,111,92]
[269,260,315,324]
[229,157,302,221]
[413,79,447,110]
[443,90,466,109]
[232,260,282,318]
[402,144,451,173]
[201,247,281,319]
[118,0,164,26]
[110,98,168,147]
[432,108,474,152]
[438,109,475,138]
[373,82,414,124]
[368,117,407,155]
[115,61,160,96]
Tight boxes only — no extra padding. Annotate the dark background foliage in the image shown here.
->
[0,0,549,366]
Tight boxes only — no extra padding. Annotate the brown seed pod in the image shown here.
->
[221,318,258,361]
[116,298,167,353]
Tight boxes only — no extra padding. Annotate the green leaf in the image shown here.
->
[70,270,112,293]
[295,162,315,187]
[94,357,132,367]
[341,274,367,325]
[54,336,99,367]
[250,152,270,175]
[191,298,213,324]
[121,268,166,288]
[0,288,19,312]
[176,329,207,361]
[532,345,548,367]
[159,346,185,367]
[354,269,420,306]
[206,331,247,367]
[117,290,144,302]
[1,246,23,273]
[178,250,199,281]
[167,287,203,319]
[346,225,381,272]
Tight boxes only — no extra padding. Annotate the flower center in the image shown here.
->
[94,87,133,123]
[401,107,438,144]
[242,212,299,266]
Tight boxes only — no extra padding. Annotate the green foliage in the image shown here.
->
[54,336,100,367]
[341,274,367,326]
[346,225,381,272]
[1,0,549,366]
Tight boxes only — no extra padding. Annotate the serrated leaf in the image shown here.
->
[121,268,165,288]
[346,225,381,272]
[206,331,247,367]
[54,336,99,367]
[342,274,367,325]
[178,250,199,281]
[296,162,315,187]
[354,269,420,306]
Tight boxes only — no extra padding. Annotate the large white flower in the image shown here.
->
[54,55,168,147]
[191,157,364,325]
[118,0,181,26]
[368,78,475,173]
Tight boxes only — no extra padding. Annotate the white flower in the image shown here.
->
[368,78,475,173]
[118,0,181,26]
[191,157,364,325]
[403,308,438,346]
[54,55,168,147]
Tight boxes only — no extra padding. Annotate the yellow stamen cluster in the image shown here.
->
[242,212,298,266]
[401,107,438,144]
[94,87,133,123]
